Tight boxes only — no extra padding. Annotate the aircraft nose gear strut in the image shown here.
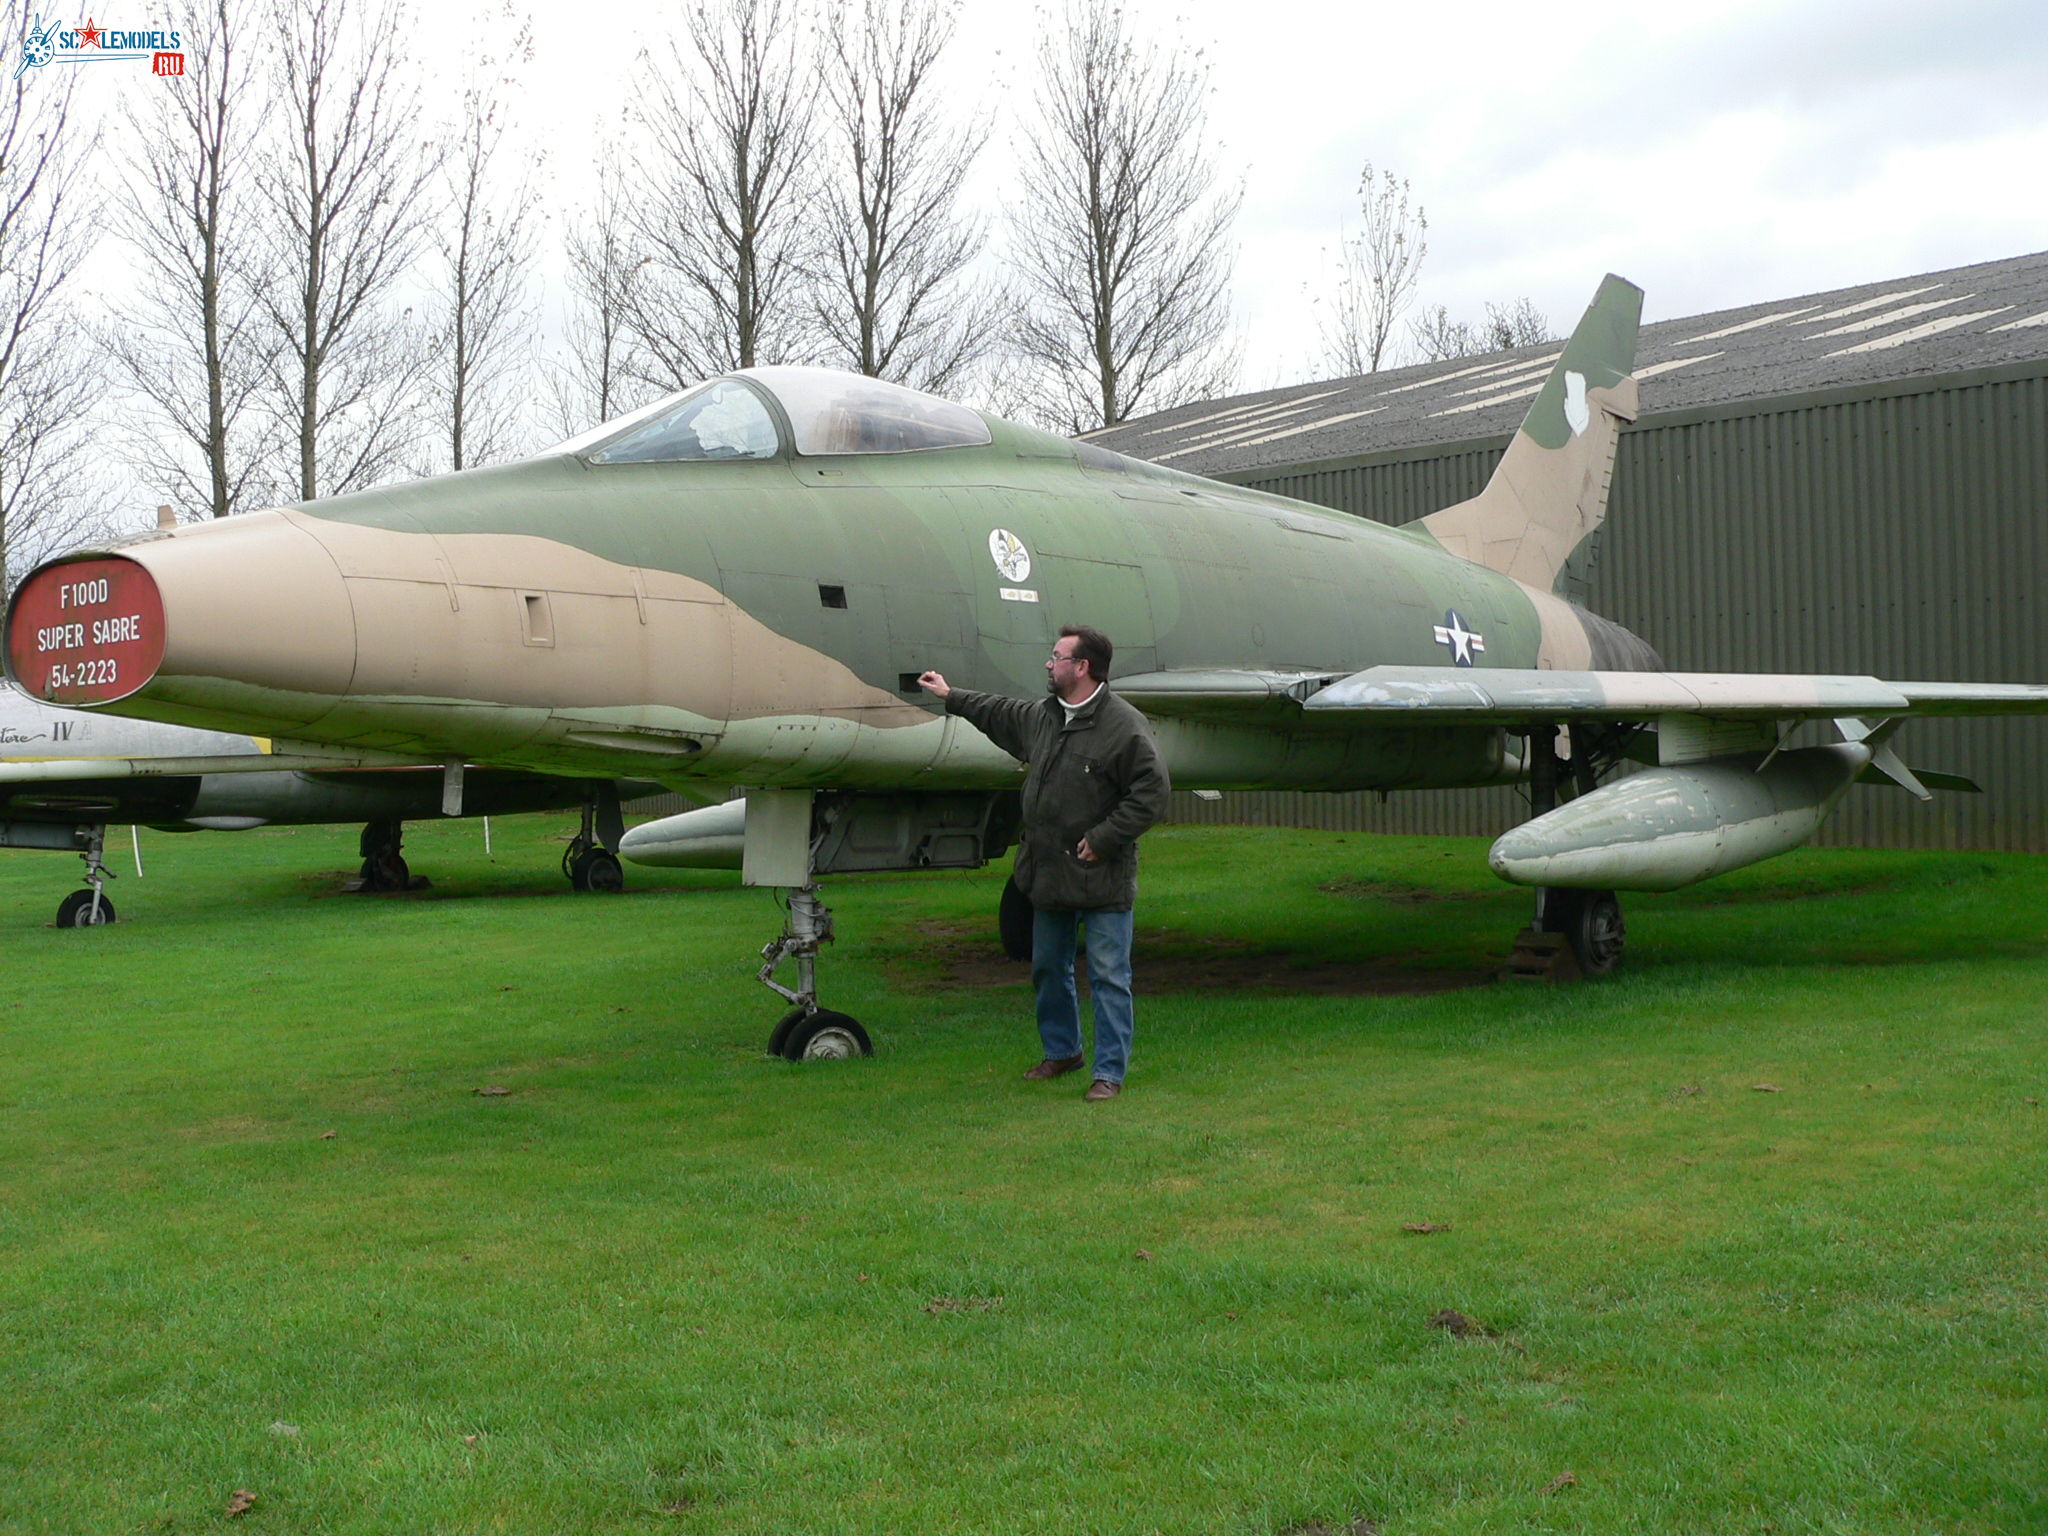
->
[56,823,117,927]
[759,884,873,1061]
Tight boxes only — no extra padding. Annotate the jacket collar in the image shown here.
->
[1055,685,1107,731]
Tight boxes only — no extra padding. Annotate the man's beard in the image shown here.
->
[1046,676,1061,698]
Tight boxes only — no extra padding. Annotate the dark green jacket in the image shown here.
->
[946,684,1170,911]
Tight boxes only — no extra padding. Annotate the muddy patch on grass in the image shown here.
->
[891,919,1483,997]
[1318,878,1491,904]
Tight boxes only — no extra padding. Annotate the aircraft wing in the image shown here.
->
[1118,666,2048,725]
[0,744,436,784]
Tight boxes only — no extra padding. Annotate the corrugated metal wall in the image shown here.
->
[1195,361,2048,850]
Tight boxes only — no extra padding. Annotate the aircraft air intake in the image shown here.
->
[6,513,360,728]
[5,556,166,705]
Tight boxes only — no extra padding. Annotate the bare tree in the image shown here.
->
[1316,162,1426,377]
[1407,303,1484,363]
[0,71,107,589]
[624,0,816,387]
[426,17,540,471]
[257,0,441,500]
[108,0,278,521]
[1408,296,1556,362]
[1009,0,1241,432]
[547,141,657,437]
[814,0,997,394]
[1482,297,1555,351]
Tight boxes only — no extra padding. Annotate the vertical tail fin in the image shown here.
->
[1405,275,1642,596]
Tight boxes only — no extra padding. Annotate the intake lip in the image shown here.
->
[5,555,166,705]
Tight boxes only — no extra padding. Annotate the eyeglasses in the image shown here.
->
[1048,649,1079,663]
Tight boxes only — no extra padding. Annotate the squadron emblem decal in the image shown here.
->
[1433,610,1485,667]
[988,528,1031,584]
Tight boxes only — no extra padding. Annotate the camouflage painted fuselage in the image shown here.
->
[32,408,1652,796]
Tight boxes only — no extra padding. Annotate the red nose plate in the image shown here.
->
[7,557,167,705]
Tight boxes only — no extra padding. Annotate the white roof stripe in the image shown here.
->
[1826,309,2011,356]
[1674,306,1822,344]
[1445,362,1555,398]
[1471,350,1561,377]
[1991,309,2048,330]
[1371,360,1518,396]
[1802,285,1943,324]
[1812,297,1973,338]
[1162,402,1323,449]
[1155,408,1385,459]
[1433,383,1544,417]
[1130,388,1348,438]
[1635,353,1724,379]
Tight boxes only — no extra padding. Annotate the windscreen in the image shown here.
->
[586,380,782,463]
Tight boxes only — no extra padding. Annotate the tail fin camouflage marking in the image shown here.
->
[1407,274,1643,596]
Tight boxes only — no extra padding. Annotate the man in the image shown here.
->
[918,625,1170,1101]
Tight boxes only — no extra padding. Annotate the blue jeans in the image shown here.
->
[1031,906,1135,1084]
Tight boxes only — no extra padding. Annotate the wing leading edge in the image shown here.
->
[1117,666,2048,726]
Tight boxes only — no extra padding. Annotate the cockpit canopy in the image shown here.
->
[557,367,994,465]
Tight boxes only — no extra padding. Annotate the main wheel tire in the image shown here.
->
[360,851,410,892]
[1535,886,1581,935]
[778,1009,873,1062]
[56,889,114,927]
[569,847,624,893]
[998,876,1033,962]
[767,1007,808,1056]
[1568,890,1625,977]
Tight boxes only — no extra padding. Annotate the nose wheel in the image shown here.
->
[759,884,873,1059]
[769,1007,874,1061]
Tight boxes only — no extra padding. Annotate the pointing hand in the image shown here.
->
[917,670,950,698]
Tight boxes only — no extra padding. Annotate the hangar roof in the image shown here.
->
[1080,250,2048,479]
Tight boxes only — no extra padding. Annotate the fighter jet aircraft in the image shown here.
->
[8,276,2046,1052]
[0,682,643,924]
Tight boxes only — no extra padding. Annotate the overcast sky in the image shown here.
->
[514,0,2048,383]
[63,0,2048,392]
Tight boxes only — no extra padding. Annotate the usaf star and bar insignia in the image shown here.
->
[1433,610,1486,666]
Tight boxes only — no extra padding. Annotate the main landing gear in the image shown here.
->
[563,783,626,892]
[355,819,418,892]
[55,824,116,927]
[1511,725,1626,979]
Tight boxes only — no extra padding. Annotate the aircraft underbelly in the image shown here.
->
[1152,718,1511,791]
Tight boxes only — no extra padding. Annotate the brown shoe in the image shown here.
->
[1023,1053,1085,1081]
[1083,1079,1122,1102]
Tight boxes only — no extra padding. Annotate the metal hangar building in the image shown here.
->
[1084,250,2048,851]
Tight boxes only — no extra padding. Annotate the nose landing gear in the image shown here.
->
[760,883,874,1061]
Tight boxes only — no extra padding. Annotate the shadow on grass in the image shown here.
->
[884,916,1489,998]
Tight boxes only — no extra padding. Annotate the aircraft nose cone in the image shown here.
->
[7,512,357,726]
[6,555,166,705]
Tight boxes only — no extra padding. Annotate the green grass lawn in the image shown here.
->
[0,815,2042,1534]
